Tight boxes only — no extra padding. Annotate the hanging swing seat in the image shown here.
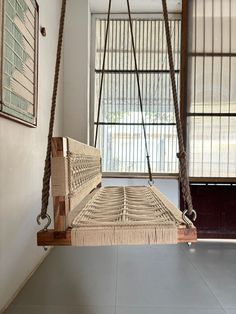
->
[37,137,197,246]
[37,0,197,247]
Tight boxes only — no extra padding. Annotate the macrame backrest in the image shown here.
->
[51,137,102,230]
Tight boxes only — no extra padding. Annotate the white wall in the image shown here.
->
[89,0,182,13]
[64,0,91,143]
[0,0,64,311]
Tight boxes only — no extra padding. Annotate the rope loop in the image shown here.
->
[37,214,52,231]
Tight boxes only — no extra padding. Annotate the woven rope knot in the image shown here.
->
[177,151,187,161]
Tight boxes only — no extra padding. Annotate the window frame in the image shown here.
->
[182,0,236,183]
[90,12,182,179]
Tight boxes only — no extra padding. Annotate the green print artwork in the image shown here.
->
[0,0,38,126]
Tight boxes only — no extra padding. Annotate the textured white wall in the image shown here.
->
[63,0,91,143]
[0,0,64,311]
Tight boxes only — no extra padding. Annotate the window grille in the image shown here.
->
[187,0,236,178]
[92,16,181,174]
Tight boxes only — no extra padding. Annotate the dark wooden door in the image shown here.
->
[181,184,236,239]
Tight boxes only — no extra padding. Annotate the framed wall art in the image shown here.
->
[0,0,38,127]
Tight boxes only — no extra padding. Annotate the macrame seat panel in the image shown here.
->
[37,137,197,246]
[71,185,192,246]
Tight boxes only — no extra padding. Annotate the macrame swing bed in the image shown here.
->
[37,0,197,247]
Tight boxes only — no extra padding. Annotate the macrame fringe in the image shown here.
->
[71,225,177,246]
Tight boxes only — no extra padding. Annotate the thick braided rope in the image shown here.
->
[40,0,67,219]
[162,0,193,215]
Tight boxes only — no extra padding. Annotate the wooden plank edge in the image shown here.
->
[37,229,71,246]
[51,137,67,157]
[177,226,197,243]
[37,227,197,246]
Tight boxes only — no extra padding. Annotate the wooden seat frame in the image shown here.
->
[37,137,197,246]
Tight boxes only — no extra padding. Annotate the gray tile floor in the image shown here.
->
[5,242,236,314]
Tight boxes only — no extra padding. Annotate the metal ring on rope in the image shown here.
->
[182,209,197,228]
[37,214,52,231]
[148,180,155,187]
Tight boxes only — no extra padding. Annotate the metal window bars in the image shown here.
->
[187,0,236,178]
[93,16,181,174]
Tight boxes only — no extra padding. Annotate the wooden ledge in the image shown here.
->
[177,226,197,243]
[37,229,72,246]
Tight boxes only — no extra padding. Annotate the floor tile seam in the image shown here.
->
[9,303,116,308]
[7,304,226,310]
[115,305,227,309]
[180,246,227,313]
[5,305,116,309]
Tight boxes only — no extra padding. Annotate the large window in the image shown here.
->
[187,0,236,178]
[91,15,181,175]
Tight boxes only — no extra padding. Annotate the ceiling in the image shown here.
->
[89,0,182,14]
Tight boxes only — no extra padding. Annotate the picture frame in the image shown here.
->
[0,0,38,127]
